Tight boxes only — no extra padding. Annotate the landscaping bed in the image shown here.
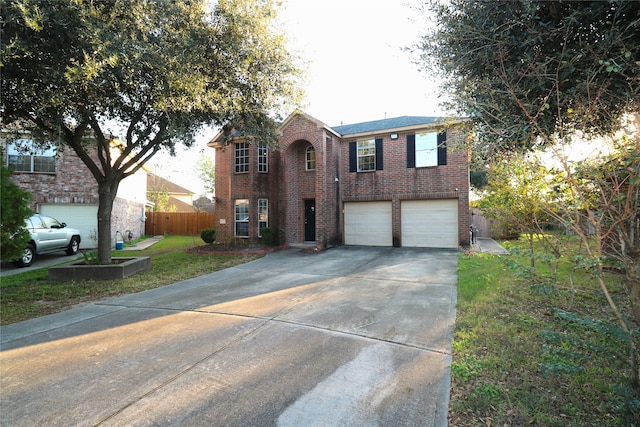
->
[48,257,151,281]
[187,242,290,255]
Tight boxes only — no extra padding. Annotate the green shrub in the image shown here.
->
[261,227,275,246]
[82,251,100,265]
[200,228,216,244]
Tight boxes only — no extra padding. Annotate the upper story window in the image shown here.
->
[306,145,316,170]
[235,142,249,173]
[258,142,268,173]
[357,139,376,172]
[6,140,56,173]
[407,131,447,168]
[349,138,383,172]
[415,132,438,167]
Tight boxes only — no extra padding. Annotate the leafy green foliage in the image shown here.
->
[82,251,100,265]
[260,227,275,246]
[1,0,302,263]
[0,163,33,261]
[453,238,639,425]
[200,228,216,244]
[147,189,177,213]
[420,0,640,154]
[196,154,216,198]
[469,169,488,190]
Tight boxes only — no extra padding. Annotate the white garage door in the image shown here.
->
[344,201,392,246]
[401,199,459,248]
[39,204,99,249]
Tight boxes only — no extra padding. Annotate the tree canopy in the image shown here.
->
[1,0,302,262]
[419,0,640,154]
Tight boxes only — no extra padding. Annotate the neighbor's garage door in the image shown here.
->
[401,199,459,248]
[39,204,99,249]
[344,201,392,246]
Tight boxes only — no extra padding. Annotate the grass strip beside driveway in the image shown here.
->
[451,238,636,426]
[0,236,262,326]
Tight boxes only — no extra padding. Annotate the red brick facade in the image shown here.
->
[4,143,147,247]
[210,112,470,249]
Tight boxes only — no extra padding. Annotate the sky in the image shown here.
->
[151,0,444,196]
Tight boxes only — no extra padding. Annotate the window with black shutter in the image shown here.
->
[349,138,383,172]
[407,130,447,168]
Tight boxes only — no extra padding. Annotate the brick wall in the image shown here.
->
[278,114,338,248]
[10,147,99,210]
[7,141,150,245]
[212,144,233,242]
[212,114,470,248]
[112,197,146,241]
[213,142,283,244]
[339,125,470,246]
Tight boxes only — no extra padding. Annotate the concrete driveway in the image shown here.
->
[0,246,458,426]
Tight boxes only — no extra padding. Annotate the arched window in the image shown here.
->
[305,145,316,170]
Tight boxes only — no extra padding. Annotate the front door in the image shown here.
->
[304,199,316,242]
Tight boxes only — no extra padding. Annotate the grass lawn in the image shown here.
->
[0,236,262,325]
[450,236,638,425]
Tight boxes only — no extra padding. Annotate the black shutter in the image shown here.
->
[349,141,357,172]
[406,134,415,168]
[437,131,447,166]
[375,138,383,170]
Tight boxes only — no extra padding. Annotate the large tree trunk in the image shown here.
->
[97,180,118,264]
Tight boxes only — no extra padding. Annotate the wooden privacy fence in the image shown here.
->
[145,212,216,236]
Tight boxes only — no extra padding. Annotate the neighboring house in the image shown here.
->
[193,196,215,212]
[146,173,196,212]
[2,135,149,248]
[208,111,470,249]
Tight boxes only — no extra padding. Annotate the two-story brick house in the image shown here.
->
[209,111,470,249]
[3,136,149,248]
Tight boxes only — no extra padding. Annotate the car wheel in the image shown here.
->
[16,244,36,267]
[66,236,80,255]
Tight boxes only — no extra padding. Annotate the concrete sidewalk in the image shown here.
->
[121,235,163,251]
[474,237,510,255]
[0,246,457,426]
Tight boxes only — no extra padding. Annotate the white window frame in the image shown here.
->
[305,145,316,170]
[258,142,268,173]
[357,138,376,172]
[258,198,268,237]
[6,140,56,173]
[234,199,249,238]
[235,142,249,173]
[415,132,438,167]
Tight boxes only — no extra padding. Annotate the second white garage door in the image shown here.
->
[401,199,459,248]
[344,201,392,246]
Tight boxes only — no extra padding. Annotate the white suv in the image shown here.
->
[15,214,82,267]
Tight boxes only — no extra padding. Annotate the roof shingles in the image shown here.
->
[331,116,443,136]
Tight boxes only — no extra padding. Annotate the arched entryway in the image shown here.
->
[283,139,317,244]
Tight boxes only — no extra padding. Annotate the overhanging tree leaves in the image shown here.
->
[419,0,640,154]
[2,0,302,263]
